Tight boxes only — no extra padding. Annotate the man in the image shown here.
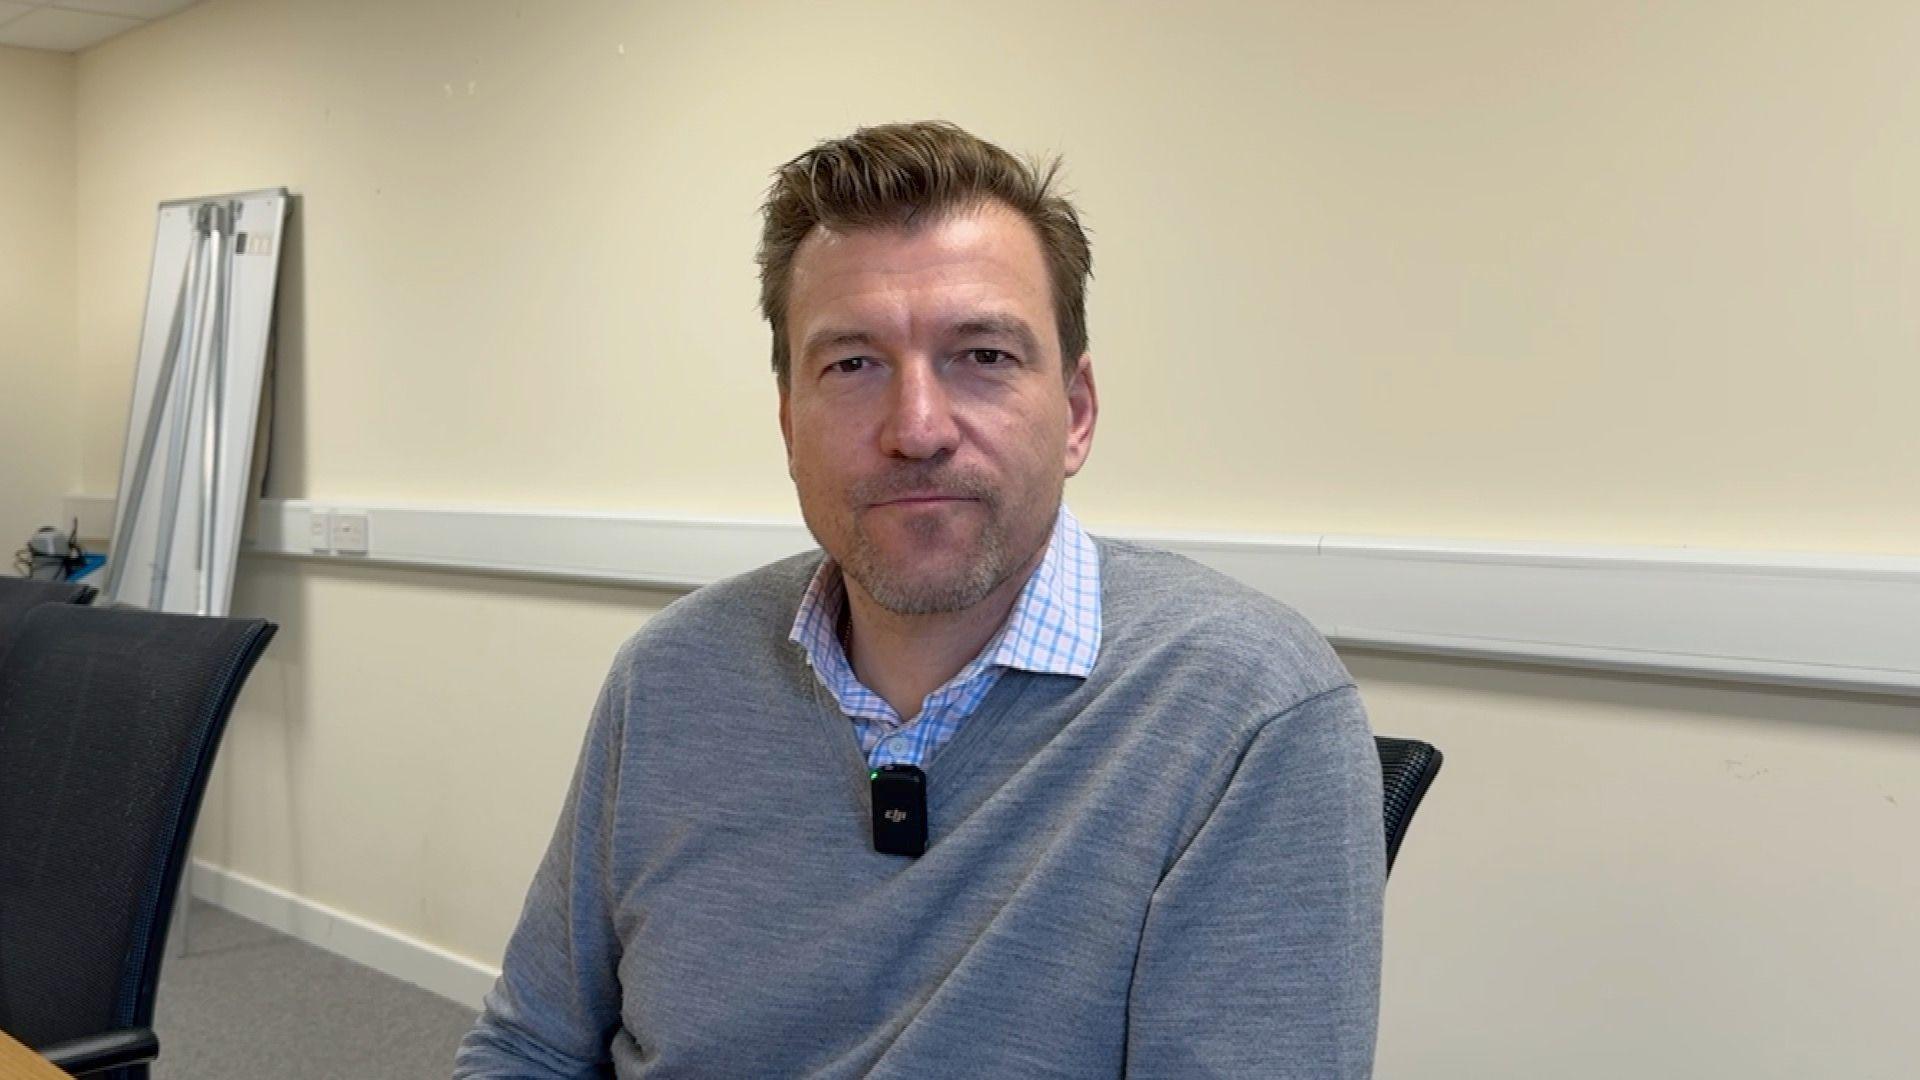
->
[457,122,1384,1078]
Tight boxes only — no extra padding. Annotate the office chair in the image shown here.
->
[0,604,276,1078]
[0,576,97,662]
[1376,736,1443,875]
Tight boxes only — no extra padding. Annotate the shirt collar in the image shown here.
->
[788,505,1103,686]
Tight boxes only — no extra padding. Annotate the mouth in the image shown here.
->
[872,494,974,508]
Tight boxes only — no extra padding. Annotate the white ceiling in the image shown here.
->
[0,0,200,53]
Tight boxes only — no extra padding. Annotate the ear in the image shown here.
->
[1062,353,1097,477]
[778,382,796,477]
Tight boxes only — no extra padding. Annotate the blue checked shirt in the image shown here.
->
[789,506,1103,770]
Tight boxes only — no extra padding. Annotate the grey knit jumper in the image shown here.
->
[456,539,1384,1078]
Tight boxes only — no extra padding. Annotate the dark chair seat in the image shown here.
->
[0,576,96,664]
[0,604,275,1078]
[1376,736,1443,875]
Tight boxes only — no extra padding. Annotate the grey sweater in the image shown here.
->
[456,539,1384,1078]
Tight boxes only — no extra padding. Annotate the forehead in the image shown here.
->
[786,202,1052,343]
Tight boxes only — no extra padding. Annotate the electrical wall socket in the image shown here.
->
[309,509,332,553]
[330,511,370,555]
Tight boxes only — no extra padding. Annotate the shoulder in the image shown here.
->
[1092,536,1353,720]
[605,550,821,686]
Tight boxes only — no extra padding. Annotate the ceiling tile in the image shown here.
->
[0,6,141,50]
[0,2,40,28]
[55,0,200,19]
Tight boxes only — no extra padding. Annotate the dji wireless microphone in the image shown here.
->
[870,764,928,857]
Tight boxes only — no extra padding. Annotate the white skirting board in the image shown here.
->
[67,494,1920,697]
[188,860,500,1009]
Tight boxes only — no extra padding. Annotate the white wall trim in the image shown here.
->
[69,494,1920,697]
[188,860,498,1010]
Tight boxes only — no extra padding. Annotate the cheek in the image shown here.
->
[1001,406,1070,466]
[789,437,850,495]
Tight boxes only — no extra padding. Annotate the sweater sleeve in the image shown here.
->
[454,674,627,1079]
[1125,685,1386,1079]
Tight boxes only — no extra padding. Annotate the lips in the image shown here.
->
[873,494,973,508]
[855,470,993,510]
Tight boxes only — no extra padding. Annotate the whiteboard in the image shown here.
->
[105,189,289,616]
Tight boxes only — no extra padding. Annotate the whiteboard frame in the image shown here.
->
[103,189,289,615]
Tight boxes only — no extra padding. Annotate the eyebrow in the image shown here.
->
[799,315,1044,362]
[945,315,1041,358]
[799,328,879,360]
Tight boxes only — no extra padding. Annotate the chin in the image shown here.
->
[850,555,1004,617]
[866,582,998,617]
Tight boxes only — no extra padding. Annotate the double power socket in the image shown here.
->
[308,509,370,555]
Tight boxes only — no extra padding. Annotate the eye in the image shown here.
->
[828,356,870,375]
[964,348,1013,366]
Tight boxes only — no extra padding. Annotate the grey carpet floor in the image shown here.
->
[152,900,478,1080]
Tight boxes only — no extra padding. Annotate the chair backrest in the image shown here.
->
[0,577,97,663]
[1376,736,1443,875]
[0,604,275,1052]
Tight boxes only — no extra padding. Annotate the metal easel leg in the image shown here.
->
[103,221,204,604]
[111,193,283,960]
[165,204,238,961]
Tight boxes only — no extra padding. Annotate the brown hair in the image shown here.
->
[757,121,1092,387]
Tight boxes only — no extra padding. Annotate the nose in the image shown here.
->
[880,359,960,460]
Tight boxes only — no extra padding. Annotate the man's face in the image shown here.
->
[778,200,1097,616]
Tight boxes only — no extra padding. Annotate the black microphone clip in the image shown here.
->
[869,763,927,857]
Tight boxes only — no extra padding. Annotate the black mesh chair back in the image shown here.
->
[0,604,275,1077]
[0,576,97,663]
[1376,736,1443,875]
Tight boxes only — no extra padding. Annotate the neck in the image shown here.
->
[842,546,1045,722]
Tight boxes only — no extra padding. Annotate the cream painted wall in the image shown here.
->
[73,0,1920,552]
[197,558,673,966]
[0,46,76,565]
[57,2,1920,1077]
[1359,654,1919,1078]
